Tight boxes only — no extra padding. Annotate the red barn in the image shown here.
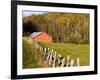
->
[31,32,52,43]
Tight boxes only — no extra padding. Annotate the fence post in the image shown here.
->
[76,58,80,66]
[61,58,66,67]
[46,52,50,64]
[52,52,57,67]
[48,50,53,65]
[70,59,74,67]
[66,55,70,67]
[57,54,61,67]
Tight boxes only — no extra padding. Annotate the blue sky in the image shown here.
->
[23,11,47,17]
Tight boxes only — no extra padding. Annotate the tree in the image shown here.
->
[23,12,89,44]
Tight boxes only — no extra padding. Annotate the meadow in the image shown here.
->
[23,38,90,68]
[42,42,90,66]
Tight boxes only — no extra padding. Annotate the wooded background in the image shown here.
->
[23,12,89,44]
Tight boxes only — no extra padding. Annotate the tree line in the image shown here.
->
[23,12,89,44]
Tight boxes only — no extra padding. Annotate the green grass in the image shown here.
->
[23,37,89,67]
[42,43,90,66]
[23,39,40,68]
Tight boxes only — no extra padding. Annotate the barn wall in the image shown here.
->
[34,33,52,43]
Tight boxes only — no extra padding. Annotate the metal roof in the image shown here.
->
[30,32,42,38]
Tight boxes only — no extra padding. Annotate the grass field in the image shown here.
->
[23,37,90,68]
[42,43,90,66]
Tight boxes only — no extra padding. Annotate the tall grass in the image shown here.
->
[23,39,39,68]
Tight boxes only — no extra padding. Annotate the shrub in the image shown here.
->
[79,39,89,44]
[68,33,81,44]
[23,32,30,36]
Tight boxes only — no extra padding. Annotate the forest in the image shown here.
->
[23,12,89,44]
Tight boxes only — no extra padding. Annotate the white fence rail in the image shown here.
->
[34,41,80,67]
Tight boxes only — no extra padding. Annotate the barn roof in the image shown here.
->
[31,32,42,38]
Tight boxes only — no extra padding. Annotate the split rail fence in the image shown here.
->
[33,41,80,67]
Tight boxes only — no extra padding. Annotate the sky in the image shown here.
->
[23,11,47,17]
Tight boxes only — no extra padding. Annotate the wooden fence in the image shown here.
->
[34,41,80,67]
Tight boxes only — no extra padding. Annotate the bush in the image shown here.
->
[23,32,30,36]
[68,33,81,44]
[79,39,89,44]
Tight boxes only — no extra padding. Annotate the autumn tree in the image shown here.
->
[23,12,89,44]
